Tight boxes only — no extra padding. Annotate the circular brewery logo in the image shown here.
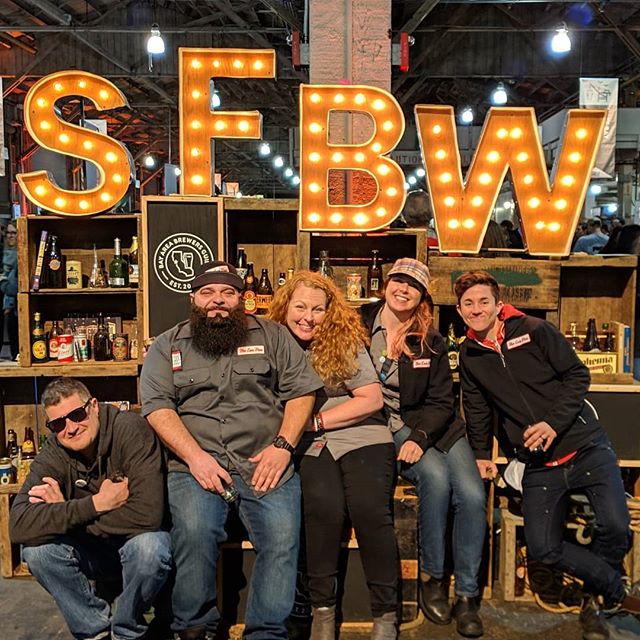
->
[153,233,215,293]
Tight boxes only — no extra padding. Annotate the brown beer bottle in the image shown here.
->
[243,263,257,315]
[583,318,599,352]
[367,249,383,297]
[31,312,48,362]
[48,320,61,361]
[256,269,273,315]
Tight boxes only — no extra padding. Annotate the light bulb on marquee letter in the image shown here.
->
[299,84,406,232]
[16,70,133,216]
[179,48,276,196]
[415,105,605,256]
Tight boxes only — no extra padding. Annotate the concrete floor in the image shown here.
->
[2,577,639,639]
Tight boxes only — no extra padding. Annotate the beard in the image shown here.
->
[190,303,249,357]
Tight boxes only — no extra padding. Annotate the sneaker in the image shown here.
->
[579,596,609,640]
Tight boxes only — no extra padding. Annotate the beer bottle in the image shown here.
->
[367,249,383,298]
[568,322,581,351]
[93,314,112,361]
[109,238,129,288]
[46,235,64,289]
[31,312,48,362]
[89,244,100,288]
[21,427,35,457]
[48,320,61,361]
[256,269,274,315]
[128,236,139,287]
[7,429,19,465]
[583,318,599,352]
[243,263,257,315]
[286,268,295,280]
[236,247,248,280]
[277,272,286,288]
[602,323,615,352]
[317,250,334,279]
[446,323,459,372]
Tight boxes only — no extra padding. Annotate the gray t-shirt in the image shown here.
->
[140,315,323,493]
[298,348,392,460]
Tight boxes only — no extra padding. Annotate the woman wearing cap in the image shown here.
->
[360,258,487,638]
[269,271,398,640]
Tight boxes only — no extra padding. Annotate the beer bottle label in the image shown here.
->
[370,278,379,291]
[48,337,60,359]
[49,258,61,271]
[244,291,257,314]
[32,339,47,360]
[256,294,273,313]
[237,268,248,280]
[448,351,459,371]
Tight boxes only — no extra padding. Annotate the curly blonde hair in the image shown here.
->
[268,271,370,386]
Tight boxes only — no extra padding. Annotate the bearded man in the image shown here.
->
[140,260,322,640]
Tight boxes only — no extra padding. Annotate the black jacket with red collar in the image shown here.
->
[459,306,603,462]
[360,301,465,452]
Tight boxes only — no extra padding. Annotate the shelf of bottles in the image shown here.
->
[17,214,142,370]
[564,318,628,376]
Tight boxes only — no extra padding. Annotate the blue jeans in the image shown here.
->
[394,427,487,597]
[522,434,631,604]
[22,531,172,640]
[167,471,301,639]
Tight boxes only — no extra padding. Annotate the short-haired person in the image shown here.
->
[360,259,487,638]
[269,271,399,639]
[10,378,172,640]
[455,270,640,640]
[140,261,322,640]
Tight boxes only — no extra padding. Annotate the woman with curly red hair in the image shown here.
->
[269,271,398,640]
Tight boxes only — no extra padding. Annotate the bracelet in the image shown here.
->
[313,412,325,433]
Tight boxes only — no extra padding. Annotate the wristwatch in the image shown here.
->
[272,435,295,454]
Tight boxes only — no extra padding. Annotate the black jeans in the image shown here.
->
[299,443,398,616]
[522,434,631,603]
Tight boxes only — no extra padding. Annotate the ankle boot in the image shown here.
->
[579,596,609,640]
[419,576,451,625]
[371,611,397,640]
[452,596,483,638]
[176,627,206,640]
[310,606,336,640]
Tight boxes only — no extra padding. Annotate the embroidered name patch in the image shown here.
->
[506,334,531,350]
[413,358,431,368]
[171,349,182,371]
[237,345,265,355]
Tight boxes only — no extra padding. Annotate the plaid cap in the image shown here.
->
[191,260,244,292]
[387,258,431,291]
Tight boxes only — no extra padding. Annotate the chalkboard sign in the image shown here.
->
[143,196,224,339]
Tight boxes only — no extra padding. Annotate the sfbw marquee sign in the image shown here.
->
[16,47,606,257]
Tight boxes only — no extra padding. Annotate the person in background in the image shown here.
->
[360,259,487,638]
[499,219,524,249]
[480,220,508,257]
[573,218,609,254]
[10,377,172,640]
[140,261,322,640]
[0,221,19,360]
[269,271,399,640]
[455,270,640,640]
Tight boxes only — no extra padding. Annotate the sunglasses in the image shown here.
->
[46,399,92,433]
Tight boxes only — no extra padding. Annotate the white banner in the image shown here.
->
[579,77,618,179]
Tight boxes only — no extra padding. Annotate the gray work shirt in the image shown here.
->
[140,315,323,492]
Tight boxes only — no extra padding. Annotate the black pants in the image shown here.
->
[299,443,398,616]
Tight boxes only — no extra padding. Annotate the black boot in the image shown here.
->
[452,596,483,638]
[177,627,207,640]
[579,596,609,640]
[418,576,451,625]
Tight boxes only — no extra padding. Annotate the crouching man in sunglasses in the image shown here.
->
[9,377,172,640]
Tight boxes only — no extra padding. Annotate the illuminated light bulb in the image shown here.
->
[253,60,264,71]
[191,148,201,157]
[309,122,322,134]
[308,213,321,224]
[292,175,300,185]
[238,120,250,132]
[479,173,492,185]
[523,174,534,185]
[354,152,366,163]
[79,200,89,210]
[516,152,529,162]
[191,59,202,69]
[330,213,343,224]
[78,80,87,89]
[440,172,452,183]
[331,152,344,163]
[99,89,109,100]
[105,152,117,163]
[354,93,366,105]
[191,90,202,99]
[448,219,461,229]
[232,59,243,69]
[58,133,70,144]
[434,149,446,160]
[334,93,345,104]
[53,82,63,92]
[40,121,51,131]
[113,174,122,184]
[213,60,221,68]
[376,207,386,217]
[100,193,111,203]
[416,168,426,177]
[83,140,93,150]
[273,155,284,168]
[535,221,546,230]
[309,182,321,193]
[378,164,390,176]
[284,167,294,178]
[561,175,575,186]
[191,120,202,130]
[371,142,382,153]
[372,99,385,111]
[569,151,582,163]
[487,150,500,163]
[408,176,417,186]
[191,174,204,185]
[404,182,410,190]
[36,98,47,108]
[510,127,522,139]
[432,125,442,135]
[497,128,508,139]
[555,199,567,210]
[471,196,483,207]
[382,120,393,132]
[386,187,398,197]
[34,185,46,196]
[354,212,368,226]
[310,93,321,104]
[214,121,226,131]
[576,128,588,139]
[462,218,476,229]
[548,222,561,232]
[309,152,321,162]
[54,197,66,208]
[528,197,541,208]
[444,196,456,207]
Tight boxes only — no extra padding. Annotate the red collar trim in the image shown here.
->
[466,304,525,351]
